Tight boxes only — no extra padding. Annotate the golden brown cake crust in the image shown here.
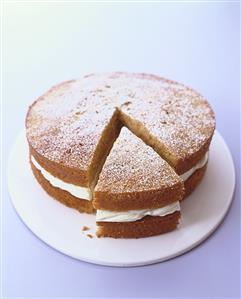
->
[30,159,94,214]
[97,211,180,238]
[93,128,184,211]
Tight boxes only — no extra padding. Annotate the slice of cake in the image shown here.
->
[93,128,184,238]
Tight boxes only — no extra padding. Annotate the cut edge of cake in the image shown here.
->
[87,109,123,191]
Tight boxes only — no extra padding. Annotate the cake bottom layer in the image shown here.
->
[30,160,94,214]
[97,211,181,238]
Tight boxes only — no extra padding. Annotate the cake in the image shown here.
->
[94,127,184,238]
[26,72,215,238]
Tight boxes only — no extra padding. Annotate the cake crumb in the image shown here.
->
[81,226,90,231]
[87,234,93,239]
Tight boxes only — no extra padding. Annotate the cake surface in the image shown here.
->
[94,127,184,211]
[26,72,215,238]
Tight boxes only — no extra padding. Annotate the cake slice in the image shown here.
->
[93,127,184,238]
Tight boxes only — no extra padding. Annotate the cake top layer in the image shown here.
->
[95,127,181,193]
[26,78,117,170]
[26,72,215,178]
[120,79,215,158]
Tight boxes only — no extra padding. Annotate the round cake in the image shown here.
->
[26,72,215,238]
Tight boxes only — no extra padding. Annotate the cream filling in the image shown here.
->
[31,150,208,212]
[31,156,91,200]
[96,201,180,222]
[180,151,209,181]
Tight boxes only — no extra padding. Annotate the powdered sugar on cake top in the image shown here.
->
[95,127,181,193]
[26,72,215,173]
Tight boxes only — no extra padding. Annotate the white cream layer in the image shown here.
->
[180,151,209,181]
[96,201,180,222]
[31,156,91,200]
[31,150,208,214]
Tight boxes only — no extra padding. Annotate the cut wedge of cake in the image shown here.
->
[94,127,184,238]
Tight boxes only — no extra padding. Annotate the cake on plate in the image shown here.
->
[26,72,215,238]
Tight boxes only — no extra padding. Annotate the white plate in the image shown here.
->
[8,130,235,267]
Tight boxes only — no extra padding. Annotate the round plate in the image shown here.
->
[8,130,235,267]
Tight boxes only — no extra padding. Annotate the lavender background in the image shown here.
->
[2,2,240,298]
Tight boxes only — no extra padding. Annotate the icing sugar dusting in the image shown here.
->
[26,72,215,173]
[96,127,181,193]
